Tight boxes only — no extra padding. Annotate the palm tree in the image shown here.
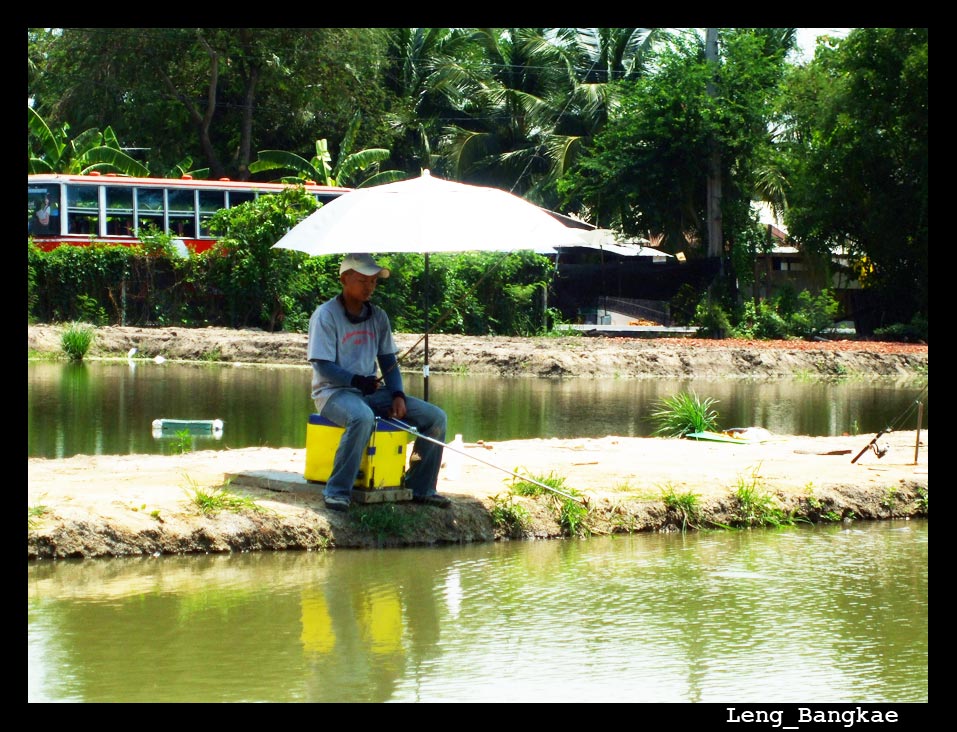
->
[379,28,485,176]
[439,28,577,201]
[439,28,668,210]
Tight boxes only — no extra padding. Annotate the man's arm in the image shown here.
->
[313,359,353,386]
[377,352,404,396]
[313,360,378,395]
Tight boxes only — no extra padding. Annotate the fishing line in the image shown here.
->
[380,417,585,504]
[884,383,928,433]
[392,250,527,368]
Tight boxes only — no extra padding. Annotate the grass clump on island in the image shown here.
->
[28,501,50,530]
[650,390,720,437]
[60,321,96,361]
[661,484,704,531]
[353,504,426,545]
[489,493,532,538]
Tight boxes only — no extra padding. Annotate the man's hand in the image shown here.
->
[389,392,407,420]
[350,374,379,395]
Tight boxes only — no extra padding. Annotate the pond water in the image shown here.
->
[27,361,928,459]
[27,519,927,704]
[26,361,929,706]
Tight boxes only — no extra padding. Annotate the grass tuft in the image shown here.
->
[915,486,928,514]
[186,481,266,515]
[661,484,703,531]
[353,504,424,544]
[60,321,96,361]
[28,502,49,530]
[508,470,590,538]
[650,390,720,437]
[730,466,805,528]
[489,493,531,537]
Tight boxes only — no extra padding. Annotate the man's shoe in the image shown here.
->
[412,493,452,508]
[324,496,350,512]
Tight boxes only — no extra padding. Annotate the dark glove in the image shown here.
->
[350,374,379,396]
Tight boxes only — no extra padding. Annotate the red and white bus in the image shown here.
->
[28,172,350,254]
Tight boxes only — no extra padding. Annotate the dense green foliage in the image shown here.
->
[27,27,927,334]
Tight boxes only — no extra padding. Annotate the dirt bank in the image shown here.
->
[28,430,928,560]
[27,324,928,560]
[27,324,928,379]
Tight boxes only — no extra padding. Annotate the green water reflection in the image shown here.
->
[28,520,927,703]
[28,362,928,459]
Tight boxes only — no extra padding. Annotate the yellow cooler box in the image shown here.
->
[304,414,411,493]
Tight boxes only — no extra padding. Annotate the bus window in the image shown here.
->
[167,188,195,237]
[28,184,59,236]
[66,184,99,235]
[227,190,256,208]
[105,186,135,236]
[136,187,164,235]
[198,190,224,237]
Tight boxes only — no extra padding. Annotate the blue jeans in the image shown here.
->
[318,389,447,501]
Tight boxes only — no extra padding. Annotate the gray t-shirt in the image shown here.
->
[307,296,397,410]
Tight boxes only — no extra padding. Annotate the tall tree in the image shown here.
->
[781,28,928,326]
[559,30,794,254]
[438,28,667,209]
[378,28,484,176]
[28,28,388,179]
[439,28,585,204]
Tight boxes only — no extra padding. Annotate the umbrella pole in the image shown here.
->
[424,253,430,402]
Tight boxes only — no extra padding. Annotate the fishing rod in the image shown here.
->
[850,385,928,464]
[379,417,585,504]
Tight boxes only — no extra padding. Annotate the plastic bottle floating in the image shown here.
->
[152,418,224,434]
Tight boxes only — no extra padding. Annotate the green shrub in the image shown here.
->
[692,299,732,339]
[787,289,839,339]
[733,299,789,340]
[874,314,928,343]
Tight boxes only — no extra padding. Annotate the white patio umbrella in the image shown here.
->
[273,169,587,399]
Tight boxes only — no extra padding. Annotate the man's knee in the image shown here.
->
[344,410,376,434]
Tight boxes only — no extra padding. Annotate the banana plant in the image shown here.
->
[249,112,405,188]
[28,106,149,177]
[164,156,211,180]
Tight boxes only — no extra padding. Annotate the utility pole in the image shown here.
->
[705,28,723,275]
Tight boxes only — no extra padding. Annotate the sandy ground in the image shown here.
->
[27,428,928,558]
[29,429,927,506]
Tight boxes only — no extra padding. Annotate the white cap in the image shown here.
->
[339,253,390,278]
